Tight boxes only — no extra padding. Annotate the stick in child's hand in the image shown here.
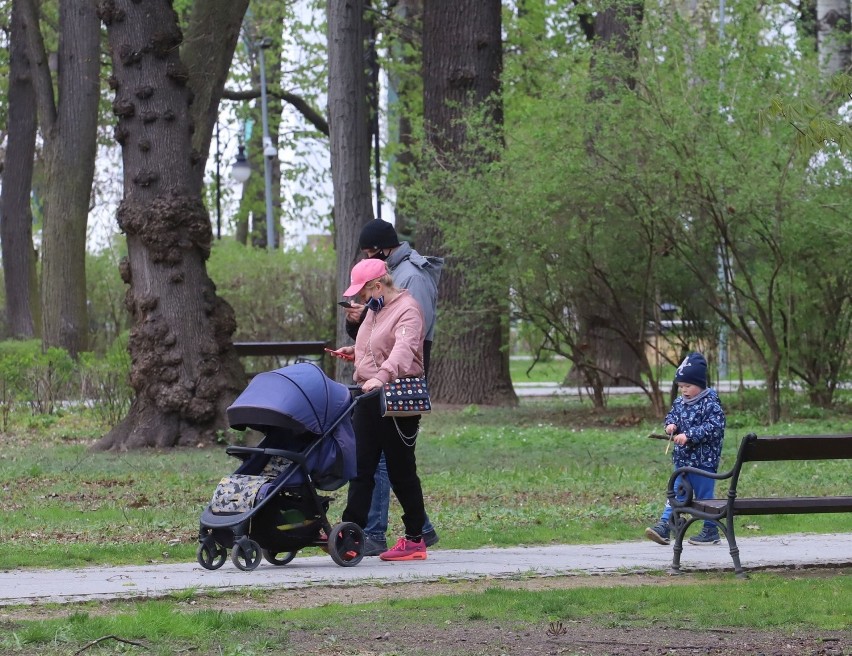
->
[665,433,674,455]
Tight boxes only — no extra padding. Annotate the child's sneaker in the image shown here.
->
[688,528,721,545]
[644,521,670,545]
[379,536,427,561]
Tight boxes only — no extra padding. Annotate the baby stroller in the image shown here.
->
[197,362,366,570]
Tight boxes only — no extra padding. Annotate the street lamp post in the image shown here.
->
[257,37,276,251]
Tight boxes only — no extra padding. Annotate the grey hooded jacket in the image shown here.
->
[346,242,443,342]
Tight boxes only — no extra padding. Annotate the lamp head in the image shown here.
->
[230,145,251,183]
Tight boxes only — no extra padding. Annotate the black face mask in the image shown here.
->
[368,249,389,261]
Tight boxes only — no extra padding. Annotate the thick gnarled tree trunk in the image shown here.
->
[421,0,516,405]
[96,0,247,450]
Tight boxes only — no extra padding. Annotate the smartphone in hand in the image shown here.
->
[324,347,355,361]
[338,300,353,308]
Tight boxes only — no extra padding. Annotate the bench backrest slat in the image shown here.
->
[740,434,852,462]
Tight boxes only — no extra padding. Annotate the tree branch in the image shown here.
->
[74,635,148,654]
[222,88,329,136]
[19,0,57,130]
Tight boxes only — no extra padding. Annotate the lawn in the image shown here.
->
[1,394,850,655]
[1,393,850,569]
[509,355,570,384]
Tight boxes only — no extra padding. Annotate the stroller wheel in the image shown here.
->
[328,522,364,567]
[262,549,297,566]
[196,538,227,570]
[231,537,262,571]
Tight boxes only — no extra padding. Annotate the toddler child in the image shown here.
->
[645,352,726,546]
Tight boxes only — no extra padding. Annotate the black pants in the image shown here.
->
[342,393,426,538]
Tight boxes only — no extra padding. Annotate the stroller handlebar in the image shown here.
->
[348,385,382,401]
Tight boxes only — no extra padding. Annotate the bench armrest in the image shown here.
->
[666,465,736,507]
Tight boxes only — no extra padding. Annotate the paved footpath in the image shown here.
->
[1,533,849,606]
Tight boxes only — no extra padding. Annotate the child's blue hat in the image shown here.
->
[675,352,707,389]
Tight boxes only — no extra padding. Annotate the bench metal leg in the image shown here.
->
[722,517,746,578]
[669,512,693,575]
[671,537,684,574]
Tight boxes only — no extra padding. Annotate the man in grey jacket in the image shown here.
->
[343,219,443,555]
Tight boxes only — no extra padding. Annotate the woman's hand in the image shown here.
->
[344,303,365,323]
[325,346,354,361]
[361,377,384,392]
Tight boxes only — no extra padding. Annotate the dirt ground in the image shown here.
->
[4,570,848,655]
[203,573,852,655]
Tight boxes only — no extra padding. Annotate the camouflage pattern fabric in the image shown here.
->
[261,457,291,478]
[210,474,269,513]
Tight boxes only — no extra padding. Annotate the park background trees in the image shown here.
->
[0,0,850,445]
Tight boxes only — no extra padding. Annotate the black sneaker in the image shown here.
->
[644,521,670,545]
[363,536,388,556]
[422,528,440,548]
[688,528,721,545]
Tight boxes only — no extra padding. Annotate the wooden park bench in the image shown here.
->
[233,341,329,377]
[667,432,852,577]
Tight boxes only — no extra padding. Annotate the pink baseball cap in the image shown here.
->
[343,258,388,297]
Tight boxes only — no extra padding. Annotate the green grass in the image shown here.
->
[1,397,850,655]
[509,355,570,383]
[1,572,849,655]
[1,397,850,569]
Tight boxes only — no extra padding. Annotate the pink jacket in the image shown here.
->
[354,290,425,385]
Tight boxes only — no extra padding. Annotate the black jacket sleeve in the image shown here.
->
[345,307,368,341]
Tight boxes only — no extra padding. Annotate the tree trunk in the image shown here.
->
[569,0,645,390]
[1,0,40,339]
[21,0,101,357]
[183,0,250,245]
[183,0,250,188]
[95,0,247,450]
[764,364,782,425]
[386,0,422,242]
[421,0,516,405]
[817,0,851,77]
[327,0,374,377]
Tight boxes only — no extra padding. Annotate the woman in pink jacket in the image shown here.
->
[331,258,428,562]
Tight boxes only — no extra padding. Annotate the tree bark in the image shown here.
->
[1,0,40,339]
[817,0,851,77]
[327,0,374,375]
[421,0,516,405]
[95,0,247,450]
[21,0,101,357]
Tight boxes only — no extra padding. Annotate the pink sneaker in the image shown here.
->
[379,537,427,561]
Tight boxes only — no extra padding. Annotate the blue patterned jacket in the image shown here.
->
[665,388,726,471]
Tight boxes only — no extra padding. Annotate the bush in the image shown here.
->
[79,333,133,429]
[207,239,336,343]
[0,340,77,422]
[85,243,130,354]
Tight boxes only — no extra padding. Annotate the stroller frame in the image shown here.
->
[197,365,371,571]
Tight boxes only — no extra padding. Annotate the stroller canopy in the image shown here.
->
[227,362,353,435]
[226,362,357,489]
